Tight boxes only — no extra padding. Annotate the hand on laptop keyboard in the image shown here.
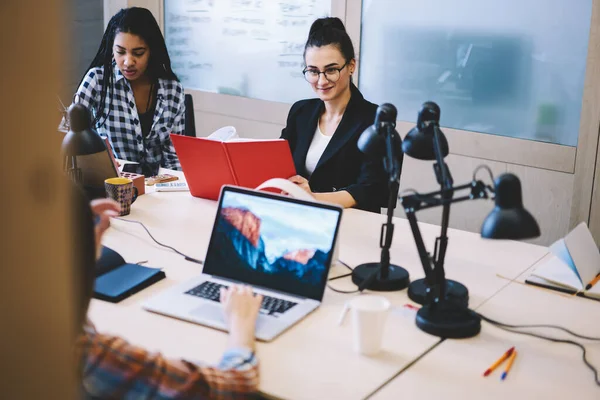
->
[219,284,263,350]
[187,281,298,316]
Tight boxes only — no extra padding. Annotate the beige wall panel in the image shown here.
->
[507,164,574,246]
[395,155,506,235]
[105,0,127,25]
[128,0,159,18]
[190,90,292,127]
[194,111,284,140]
[399,121,577,174]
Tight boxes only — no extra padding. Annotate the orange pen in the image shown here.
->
[501,350,518,380]
[585,274,600,290]
[483,346,515,377]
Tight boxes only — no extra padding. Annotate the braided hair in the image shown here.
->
[76,7,178,127]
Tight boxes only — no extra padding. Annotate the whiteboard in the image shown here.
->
[164,0,330,104]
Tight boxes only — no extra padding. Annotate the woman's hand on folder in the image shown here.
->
[289,175,313,195]
[90,199,121,259]
[220,285,263,350]
[289,175,357,208]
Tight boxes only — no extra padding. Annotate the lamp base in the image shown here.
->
[416,303,481,339]
[408,278,469,307]
[351,262,410,291]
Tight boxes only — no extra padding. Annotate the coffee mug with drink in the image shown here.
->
[104,177,138,216]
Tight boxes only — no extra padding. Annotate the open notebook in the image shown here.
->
[171,126,296,200]
[525,223,600,300]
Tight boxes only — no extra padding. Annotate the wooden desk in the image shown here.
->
[371,270,600,399]
[341,209,549,309]
[89,188,549,399]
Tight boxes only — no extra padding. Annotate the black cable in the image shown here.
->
[327,260,358,292]
[338,259,353,272]
[113,217,203,264]
[327,284,359,294]
[398,188,436,204]
[472,164,496,186]
[477,313,600,341]
[477,312,600,386]
[328,259,354,282]
[329,273,352,281]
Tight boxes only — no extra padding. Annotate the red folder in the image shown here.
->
[170,134,296,200]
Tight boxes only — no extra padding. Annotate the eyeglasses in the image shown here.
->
[302,62,348,83]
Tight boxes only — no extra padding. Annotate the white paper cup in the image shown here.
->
[349,295,391,356]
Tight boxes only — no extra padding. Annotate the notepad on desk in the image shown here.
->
[525,222,600,300]
[94,246,165,303]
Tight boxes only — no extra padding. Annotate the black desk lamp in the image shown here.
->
[402,102,469,306]
[62,104,114,198]
[400,101,540,338]
[351,104,410,291]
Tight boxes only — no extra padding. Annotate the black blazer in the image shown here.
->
[281,84,396,213]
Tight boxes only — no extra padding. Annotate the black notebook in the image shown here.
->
[94,246,165,303]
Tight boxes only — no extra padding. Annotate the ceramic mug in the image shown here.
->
[104,177,138,216]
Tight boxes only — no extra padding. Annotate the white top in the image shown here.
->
[305,123,332,175]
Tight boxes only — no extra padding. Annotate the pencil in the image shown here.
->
[483,346,515,377]
[585,273,600,290]
[500,350,517,381]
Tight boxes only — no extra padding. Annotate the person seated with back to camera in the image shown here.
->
[281,17,393,214]
[68,7,185,177]
[71,190,263,399]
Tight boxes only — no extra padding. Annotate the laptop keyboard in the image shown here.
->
[185,281,297,316]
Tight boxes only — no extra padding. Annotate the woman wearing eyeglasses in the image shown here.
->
[281,17,391,213]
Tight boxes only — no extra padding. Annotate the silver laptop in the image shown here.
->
[143,185,343,341]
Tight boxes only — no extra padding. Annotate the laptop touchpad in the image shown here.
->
[191,304,225,324]
[191,304,271,332]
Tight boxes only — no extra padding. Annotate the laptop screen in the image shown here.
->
[203,186,342,301]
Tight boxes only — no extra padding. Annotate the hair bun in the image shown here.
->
[309,17,346,37]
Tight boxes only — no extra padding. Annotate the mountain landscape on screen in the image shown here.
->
[210,207,330,287]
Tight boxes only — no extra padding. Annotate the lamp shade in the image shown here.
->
[481,173,540,240]
[357,125,385,158]
[62,104,106,156]
[402,126,449,160]
[402,101,449,160]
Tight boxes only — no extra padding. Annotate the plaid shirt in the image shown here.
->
[77,324,260,399]
[73,64,185,170]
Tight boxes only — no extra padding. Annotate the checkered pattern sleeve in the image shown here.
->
[73,67,103,121]
[78,328,260,399]
[160,82,185,170]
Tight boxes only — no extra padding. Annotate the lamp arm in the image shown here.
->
[429,123,453,302]
[401,180,490,212]
[404,209,435,283]
[400,179,492,302]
